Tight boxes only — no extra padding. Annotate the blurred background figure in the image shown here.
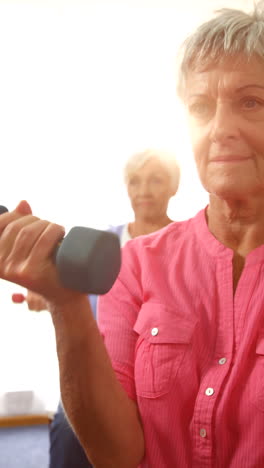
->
[16,148,180,468]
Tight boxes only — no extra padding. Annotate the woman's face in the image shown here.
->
[127,158,176,221]
[185,55,264,200]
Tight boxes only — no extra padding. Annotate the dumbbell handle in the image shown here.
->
[0,205,121,294]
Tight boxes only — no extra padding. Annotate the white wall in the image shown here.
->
[0,0,252,409]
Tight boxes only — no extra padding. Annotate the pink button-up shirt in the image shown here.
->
[99,208,264,467]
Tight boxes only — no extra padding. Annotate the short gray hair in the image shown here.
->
[124,148,180,193]
[177,1,264,99]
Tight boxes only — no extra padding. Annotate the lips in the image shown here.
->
[135,199,154,206]
[137,201,154,205]
[209,155,252,162]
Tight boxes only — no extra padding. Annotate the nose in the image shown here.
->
[138,180,151,196]
[210,102,240,143]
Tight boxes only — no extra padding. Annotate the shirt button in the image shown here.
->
[205,387,214,396]
[200,428,207,438]
[219,357,227,365]
[151,327,159,336]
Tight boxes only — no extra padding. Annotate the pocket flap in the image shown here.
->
[256,333,264,355]
[133,302,195,344]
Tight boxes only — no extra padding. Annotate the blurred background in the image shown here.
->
[0,0,252,412]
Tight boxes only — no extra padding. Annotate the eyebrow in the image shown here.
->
[187,85,264,99]
[235,85,264,93]
[186,94,210,101]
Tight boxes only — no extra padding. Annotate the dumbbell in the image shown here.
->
[0,205,121,294]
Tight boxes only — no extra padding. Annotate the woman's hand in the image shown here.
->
[12,290,48,311]
[0,200,82,306]
[25,290,49,311]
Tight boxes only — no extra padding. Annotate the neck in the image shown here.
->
[207,194,264,256]
[128,215,173,238]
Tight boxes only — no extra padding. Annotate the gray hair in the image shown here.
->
[177,1,264,99]
[123,148,180,193]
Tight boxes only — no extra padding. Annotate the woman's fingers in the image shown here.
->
[0,203,65,295]
[27,221,65,264]
[0,215,41,262]
[15,200,32,216]
[26,290,48,311]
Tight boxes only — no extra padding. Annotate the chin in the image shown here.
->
[203,174,260,200]
[210,185,259,202]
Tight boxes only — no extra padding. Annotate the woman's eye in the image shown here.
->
[188,101,212,117]
[129,178,139,186]
[241,98,263,110]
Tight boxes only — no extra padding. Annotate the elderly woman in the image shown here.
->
[16,148,180,468]
[1,3,264,467]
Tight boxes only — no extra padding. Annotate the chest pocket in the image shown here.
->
[253,332,264,412]
[133,303,196,398]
